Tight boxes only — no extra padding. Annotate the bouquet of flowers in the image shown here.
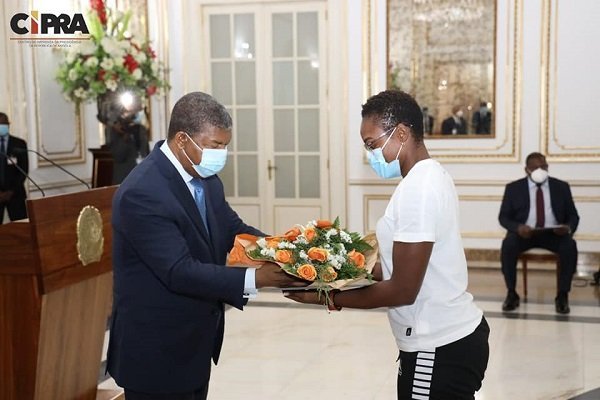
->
[228,217,378,293]
[55,0,168,104]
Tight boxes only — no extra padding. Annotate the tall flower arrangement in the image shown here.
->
[56,0,168,104]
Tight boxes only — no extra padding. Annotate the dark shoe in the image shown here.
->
[502,291,520,311]
[555,292,570,314]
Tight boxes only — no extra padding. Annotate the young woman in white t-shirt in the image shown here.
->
[286,90,489,400]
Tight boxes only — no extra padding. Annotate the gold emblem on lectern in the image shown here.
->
[76,205,104,266]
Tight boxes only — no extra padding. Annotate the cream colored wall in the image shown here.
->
[349,0,600,253]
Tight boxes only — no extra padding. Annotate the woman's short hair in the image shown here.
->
[361,90,424,143]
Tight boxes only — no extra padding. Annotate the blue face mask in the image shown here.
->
[182,133,228,178]
[0,124,9,136]
[367,128,403,179]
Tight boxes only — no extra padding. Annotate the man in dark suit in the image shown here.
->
[0,112,28,223]
[498,152,579,314]
[472,102,492,134]
[441,106,467,135]
[107,92,305,399]
[108,110,150,184]
[422,106,434,134]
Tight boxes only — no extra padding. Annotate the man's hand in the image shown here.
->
[553,224,571,236]
[517,224,533,239]
[284,290,323,305]
[255,262,309,289]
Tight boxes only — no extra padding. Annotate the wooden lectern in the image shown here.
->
[0,186,123,400]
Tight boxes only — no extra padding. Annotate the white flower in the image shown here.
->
[299,250,308,260]
[100,57,115,70]
[84,56,98,68]
[340,231,352,243]
[105,79,118,91]
[131,68,142,80]
[68,69,79,81]
[294,236,308,245]
[134,51,147,63]
[101,37,125,58]
[78,40,96,55]
[74,87,87,98]
[325,229,338,239]
[257,238,267,248]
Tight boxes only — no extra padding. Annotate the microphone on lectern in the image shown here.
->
[0,151,45,197]
[13,148,91,190]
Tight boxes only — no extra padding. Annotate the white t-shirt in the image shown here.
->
[376,158,482,352]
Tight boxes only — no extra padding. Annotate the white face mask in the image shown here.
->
[456,110,464,118]
[182,133,228,178]
[530,168,548,184]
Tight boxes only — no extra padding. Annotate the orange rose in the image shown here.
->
[275,250,293,264]
[316,220,333,229]
[296,264,317,281]
[321,266,338,282]
[307,247,329,263]
[348,249,365,268]
[266,238,281,249]
[284,227,302,241]
[304,227,316,242]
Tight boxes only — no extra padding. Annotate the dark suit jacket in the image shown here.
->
[0,135,28,197]
[441,116,467,135]
[107,141,263,393]
[498,177,579,234]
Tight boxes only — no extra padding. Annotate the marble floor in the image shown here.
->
[99,267,600,400]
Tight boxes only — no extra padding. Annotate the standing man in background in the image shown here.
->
[0,112,28,223]
[498,152,579,314]
[441,106,467,135]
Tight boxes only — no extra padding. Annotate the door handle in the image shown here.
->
[267,160,277,180]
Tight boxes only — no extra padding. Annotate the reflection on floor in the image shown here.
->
[99,267,600,400]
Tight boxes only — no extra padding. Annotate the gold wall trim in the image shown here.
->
[541,0,600,160]
[349,178,600,187]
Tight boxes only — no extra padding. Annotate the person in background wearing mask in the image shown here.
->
[499,152,579,314]
[422,106,434,134]
[286,90,489,399]
[441,105,467,135]
[107,92,306,399]
[0,112,28,223]
[108,109,150,184]
[472,101,492,134]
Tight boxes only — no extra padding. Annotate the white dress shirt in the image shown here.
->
[526,177,558,228]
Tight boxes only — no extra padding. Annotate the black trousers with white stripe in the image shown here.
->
[397,317,489,400]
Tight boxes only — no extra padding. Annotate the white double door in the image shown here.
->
[202,1,329,234]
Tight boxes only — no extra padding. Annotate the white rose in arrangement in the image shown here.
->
[68,69,79,81]
[84,56,99,68]
[101,37,125,57]
[131,68,143,80]
[74,88,87,98]
[105,79,118,91]
[134,51,147,63]
[100,57,115,70]
[78,40,96,56]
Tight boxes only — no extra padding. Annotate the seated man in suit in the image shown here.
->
[441,106,467,135]
[0,112,28,223]
[498,152,579,314]
[107,92,306,399]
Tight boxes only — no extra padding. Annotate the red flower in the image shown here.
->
[147,46,156,59]
[146,85,157,96]
[90,0,107,25]
[97,69,106,81]
[123,54,139,73]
